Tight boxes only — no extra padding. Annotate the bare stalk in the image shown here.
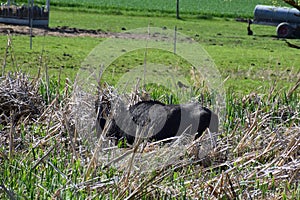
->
[9,111,15,159]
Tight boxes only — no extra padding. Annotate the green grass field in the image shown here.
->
[0,1,299,199]
[2,10,300,93]
[27,0,286,17]
[50,0,268,17]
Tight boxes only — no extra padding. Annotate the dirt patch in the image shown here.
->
[0,23,117,38]
[0,24,195,43]
[0,23,159,40]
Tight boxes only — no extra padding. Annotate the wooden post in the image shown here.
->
[29,0,34,49]
[46,0,50,11]
[46,0,50,27]
[7,0,11,16]
[176,0,180,19]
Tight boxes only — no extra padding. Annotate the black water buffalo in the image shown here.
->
[96,99,218,146]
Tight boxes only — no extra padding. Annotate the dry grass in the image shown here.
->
[0,71,299,199]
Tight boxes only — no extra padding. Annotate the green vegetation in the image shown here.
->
[15,0,288,18]
[0,71,299,199]
[1,10,300,93]
[34,0,285,18]
[0,0,299,199]
[0,34,102,80]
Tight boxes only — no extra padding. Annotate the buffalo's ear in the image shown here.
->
[100,118,106,130]
[209,112,219,134]
[95,118,105,138]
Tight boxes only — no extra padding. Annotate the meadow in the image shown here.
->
[42,0,285,18]
[0,1,299,199]
[1,10,300,93]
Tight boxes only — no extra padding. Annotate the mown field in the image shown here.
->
[0,1,299,199]
[25,0,286,17]
[49,0,271,17]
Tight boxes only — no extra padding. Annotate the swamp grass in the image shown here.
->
[0,69,299,199]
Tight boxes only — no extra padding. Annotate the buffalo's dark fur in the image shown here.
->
[96,100,218,145]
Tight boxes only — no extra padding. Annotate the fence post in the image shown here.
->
[29,0,34,49]
[176,0,180,19]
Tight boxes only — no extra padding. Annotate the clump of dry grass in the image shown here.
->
[0,72,45,160]
[0,72,43,125]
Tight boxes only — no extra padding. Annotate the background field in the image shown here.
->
[25,0,285,17]
[1,9,300,93]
